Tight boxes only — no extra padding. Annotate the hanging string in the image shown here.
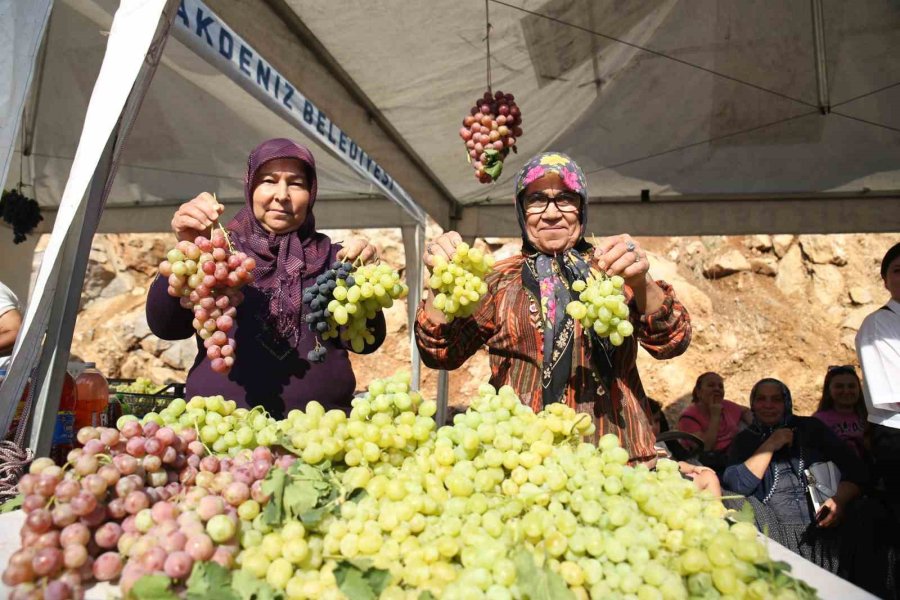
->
[18,108,25,194]
[484,0,493,93]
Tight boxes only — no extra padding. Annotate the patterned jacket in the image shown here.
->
[415,253,692,463]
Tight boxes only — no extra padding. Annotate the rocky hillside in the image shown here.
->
[46,229,897,421]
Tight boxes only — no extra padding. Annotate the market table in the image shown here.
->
[0,511,878,599]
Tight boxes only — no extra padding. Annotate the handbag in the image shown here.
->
[804,461,841,513]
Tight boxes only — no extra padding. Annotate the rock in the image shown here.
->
[810,264,845,305]
[775,245,808,297]
[772,235,795,258]
[645,254,713,317]
[745,235,773,252]
[159,339,198,370]
[99,272,136,299]
[702,249,751,278]
[685,241,705,256]
[824,305,846,326]
[849,286,873,305]
[799,234,848,266]
[749,256,778,276]
[81,258,117,304]
[842,305,875,331]
[140,336,173,355]
[492,241,522,262]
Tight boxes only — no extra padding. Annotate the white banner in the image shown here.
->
[172,0,426,224]
[0,0,53,188]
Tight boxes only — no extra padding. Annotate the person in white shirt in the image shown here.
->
[0,282,22,372]
[856,242,900,507]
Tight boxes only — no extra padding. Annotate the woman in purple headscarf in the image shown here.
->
[146,139,385,417]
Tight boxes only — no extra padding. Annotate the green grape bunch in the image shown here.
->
[428,242,495,321]
[322,262,408,353]
[565,272,634,346]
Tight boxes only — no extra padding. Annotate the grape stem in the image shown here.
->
[211,193,236,254]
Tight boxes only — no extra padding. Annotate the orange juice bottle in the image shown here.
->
[74,363,109,431]
[50,372,76,465]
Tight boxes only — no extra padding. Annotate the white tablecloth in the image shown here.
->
[0,510,878,599]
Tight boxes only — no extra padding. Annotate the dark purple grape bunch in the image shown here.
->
[0,189,43,244]
[302,260,355,363]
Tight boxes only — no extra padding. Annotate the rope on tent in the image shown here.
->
[832,81,900,109]
[488,0,818,111]
[831,111,900,134]
[584,109,821,174]
[0,368,35,501]
[484,0,493,94]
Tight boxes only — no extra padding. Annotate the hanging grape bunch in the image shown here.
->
[459,90,523,183]
[0,188,43,244]
[303,260,408,363]
[566,272,634,346]
[158,228,256,374]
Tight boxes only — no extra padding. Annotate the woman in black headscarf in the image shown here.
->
[722,378,897,595]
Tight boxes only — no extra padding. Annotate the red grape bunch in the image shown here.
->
[459,89,523,183]
[158,229,256,374]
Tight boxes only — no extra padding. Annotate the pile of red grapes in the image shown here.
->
[2,421,285,599]
[459,90,523,183]
[158,230,256,374]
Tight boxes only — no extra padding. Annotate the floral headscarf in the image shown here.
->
[513,152,589,253]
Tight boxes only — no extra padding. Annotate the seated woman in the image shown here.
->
[415,152,692,465]
[678,372,751,471]
[723,378,876,584]
[147,139,385,418]
[813,365,868,459]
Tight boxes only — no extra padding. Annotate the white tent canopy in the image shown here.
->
[4,0,900,239]
[1,0,899,454]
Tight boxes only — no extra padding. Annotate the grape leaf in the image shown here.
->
[513,548,575,600]
[732,499,756,523]
[261,467,286,526]
[482,149,504,180]
[0,494,23,513]
[128,574,179,600]
[333,559,391,600]
[185,561,240,600]
[231,570,284,600]
[418,592,436,600]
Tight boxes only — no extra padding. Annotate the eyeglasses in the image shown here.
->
[523,192,582,215]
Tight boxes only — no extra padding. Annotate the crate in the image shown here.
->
[109,378,186,419]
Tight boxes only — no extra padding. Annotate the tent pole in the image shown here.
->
[401,223,425,390]
[436,370,449,427]
[27,134,116,455]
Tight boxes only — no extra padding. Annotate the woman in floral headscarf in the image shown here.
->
[415,152,693,464]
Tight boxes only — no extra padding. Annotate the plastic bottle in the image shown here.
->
[50,372,77,465]
[74,363,109,431]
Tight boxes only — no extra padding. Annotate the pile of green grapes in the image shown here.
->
[130,395,280,455]
[428,243,495,321]
[566,273,634,346]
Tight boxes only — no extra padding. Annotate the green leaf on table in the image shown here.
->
[418,592,436,600]
[0,494,23,513]
[333,559,391,600]
[128,574,179,600]
[231,570,284,600]
[513,548,575,600]
[261,467,286,526]
[185,561,240,600]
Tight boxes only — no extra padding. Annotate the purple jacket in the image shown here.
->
[146,244,385,418]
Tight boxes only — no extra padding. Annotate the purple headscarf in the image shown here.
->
[227,138,332,348]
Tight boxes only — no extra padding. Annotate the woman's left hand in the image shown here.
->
[677,462,714,478]
[816,497,843,528]
[337,238,379,264]
[592,234,650,291]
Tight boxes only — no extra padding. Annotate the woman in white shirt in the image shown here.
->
[0,282,22,371]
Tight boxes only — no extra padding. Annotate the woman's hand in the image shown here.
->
[423,231,463,276]
[592,233,650,290]
[337,238,379,264]
[816,497,843,528]
[592,233,665,315]
[171,192,224,243]
[763,428,794,451]
[678,462,715,478]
